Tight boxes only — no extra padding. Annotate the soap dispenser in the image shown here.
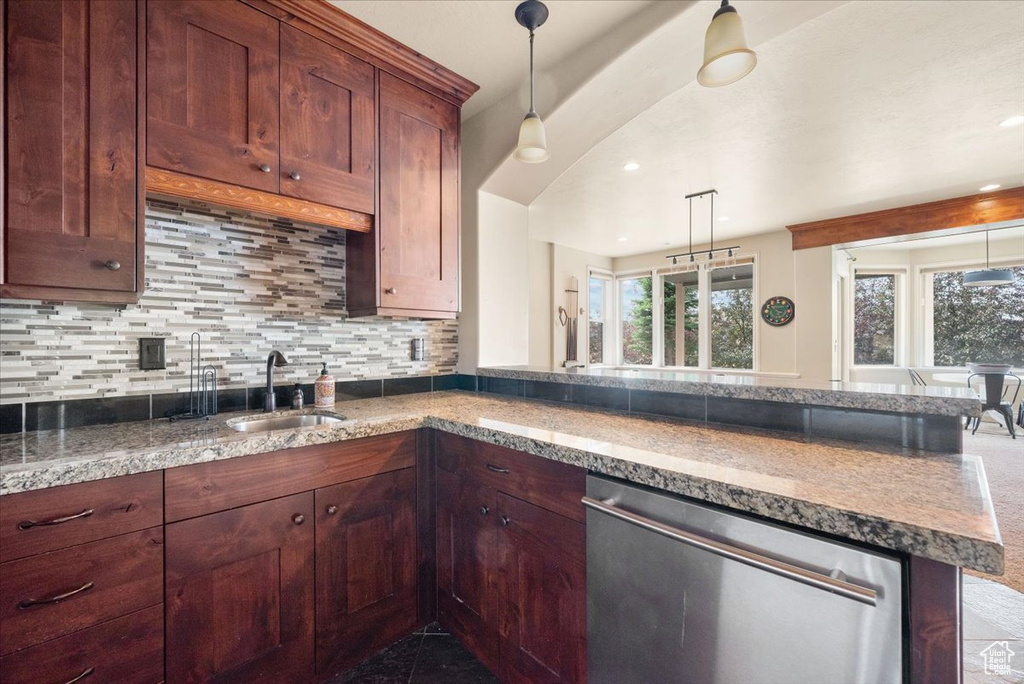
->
[315,363,335,408]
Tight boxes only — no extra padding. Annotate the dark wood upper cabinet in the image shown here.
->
[2,0,140,300]
[314,468,417,675]
[147,0,280,193]
[165,492,315,684]
[280,25,375,214]
[348,72,460,318]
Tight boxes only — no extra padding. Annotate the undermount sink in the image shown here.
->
[229,414,344,433]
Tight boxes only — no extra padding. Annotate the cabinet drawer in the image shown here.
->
[0,527,163,655]
[165,432,416,522]
[436,433,585,523]
[0,604,164,684]
[0,471,163,562]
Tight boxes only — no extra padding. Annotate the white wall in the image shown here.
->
[528,240,553,367]
[551,244,612,367]
[476,192,531,368]
[611,230,834,382]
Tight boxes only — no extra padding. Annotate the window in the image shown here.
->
[662,270,699,367]
[619,275,653,365]
[926,265,1024,367]
[588,274,610,365]
[709,263,754,369]
[853,272,898,365]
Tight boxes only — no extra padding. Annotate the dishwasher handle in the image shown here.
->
[582,496,878,606]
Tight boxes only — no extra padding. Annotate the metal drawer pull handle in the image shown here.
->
[499,516,510,527]
[289,171,301,180]
[63,667,95,684]
[292,514,305,525]
[104,260,121,271]
[385,287,397,295]
[479,506,490,516]
[581,497,878,606]
[326,505,338,516]
[259,164,271,173]
[485,464,510,474]
[18,508,94,530]
[18,581,95,609]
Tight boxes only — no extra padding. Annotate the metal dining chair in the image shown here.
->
[908,369,926,386]
[966,372,1021,438]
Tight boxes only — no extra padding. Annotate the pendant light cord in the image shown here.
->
[528,30,536,115]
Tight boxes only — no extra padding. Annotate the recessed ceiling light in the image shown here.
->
[718,216,729,222]
[617,237,629,242]
[622,162,640,172]
[999,115,1024,128]
[979,184,1001,192]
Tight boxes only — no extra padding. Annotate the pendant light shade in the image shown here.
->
[963,269,1015,287]
[514,0,549,164]
[515,112,549,163]
[964,231,1015,287]
[698,1,757,88]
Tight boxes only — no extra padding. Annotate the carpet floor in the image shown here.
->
[964,422,1024,593]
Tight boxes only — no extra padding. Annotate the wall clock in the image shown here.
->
[761,296,795,327]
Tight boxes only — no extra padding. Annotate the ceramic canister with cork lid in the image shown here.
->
[314,363,335,408]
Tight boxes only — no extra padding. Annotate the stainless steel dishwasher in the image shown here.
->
[586,475,903,684]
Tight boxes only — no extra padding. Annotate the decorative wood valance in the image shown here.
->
[786,187,1024,250]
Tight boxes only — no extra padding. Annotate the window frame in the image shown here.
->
[848,266,907,368]
[586,268,615,367]
[588,255,759,371]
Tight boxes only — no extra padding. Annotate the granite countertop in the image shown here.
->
[478,365,983,417]
[0,391,1002,574]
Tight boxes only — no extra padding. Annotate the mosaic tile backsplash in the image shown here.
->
[0,198,458,405]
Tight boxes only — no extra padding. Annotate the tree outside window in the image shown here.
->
[931,266,1024,366]
[621,276,653,365]
[854,273,897,365]
[710,264,754,369]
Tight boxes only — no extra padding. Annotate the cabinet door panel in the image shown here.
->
[315,468,417,674]
[165,492,314,684]
[280,26,375,214]
[436,469,500,673]
[378,72,459,312]
[5,0,137,291]
[147,0,279,192]
[498,493,586,684]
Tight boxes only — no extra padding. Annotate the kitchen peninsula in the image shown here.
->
[0,377,997,683]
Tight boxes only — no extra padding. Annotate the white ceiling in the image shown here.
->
[329,0,656,120]
[528,0,1024,258]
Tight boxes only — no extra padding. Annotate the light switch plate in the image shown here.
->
[139,337,166,370]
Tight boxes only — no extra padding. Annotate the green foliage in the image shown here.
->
[854,274,896,365]
[932,267,1024,366]
[710,287,753,368]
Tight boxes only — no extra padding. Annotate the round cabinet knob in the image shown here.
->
[104,260,121,271]
[385,287,397,295]
[326,505,338,516]
[499,516,510,527]
[292,513,305,525]
[259,164,272,173]
[479,506,490,516]
[289,171,301,181]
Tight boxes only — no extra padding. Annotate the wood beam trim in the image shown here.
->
[145,168,373,233]
[786,188,1024,250]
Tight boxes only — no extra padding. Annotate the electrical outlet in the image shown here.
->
[139,337,166,370]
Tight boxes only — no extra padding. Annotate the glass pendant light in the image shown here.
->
[964,231,1015,286]
[514,0,550,163]
[697,0,757,88]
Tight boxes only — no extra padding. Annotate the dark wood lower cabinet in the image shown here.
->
[436,468,502,673]
[436,447,587,684]
[165,492,315,684]
[315,468,418,675]
[497,493,586,684]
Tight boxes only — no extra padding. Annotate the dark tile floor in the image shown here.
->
[329,623,500,684]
